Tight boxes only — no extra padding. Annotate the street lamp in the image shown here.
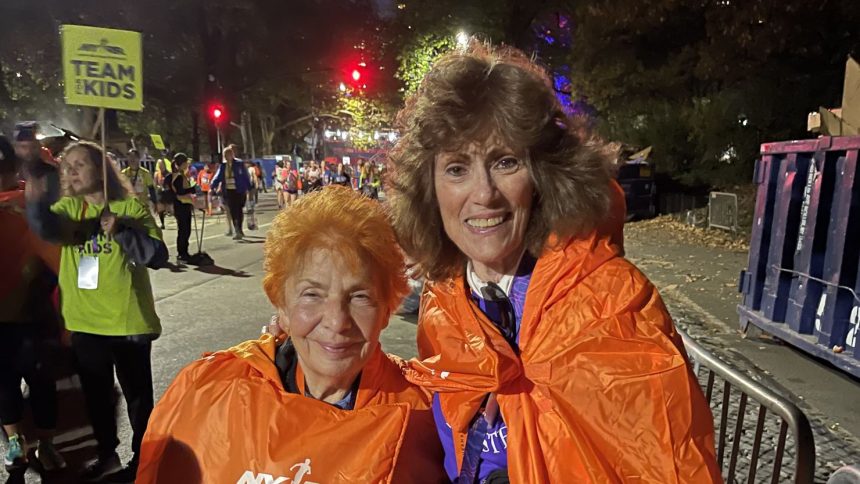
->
[456,31,469,48]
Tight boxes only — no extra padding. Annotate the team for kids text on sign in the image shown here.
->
[61,24,143,111]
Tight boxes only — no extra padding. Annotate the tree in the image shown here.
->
[1,0,388,159]
[337,92,397,151]
[386,0,560,98]
[396,33,456,96]
[0,1,101,137]
[566,0,860,186]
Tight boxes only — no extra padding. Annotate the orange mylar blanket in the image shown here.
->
[138,335,445,483]
[406,209,722,482]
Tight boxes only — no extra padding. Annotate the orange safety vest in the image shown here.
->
[137,335,445,483]
[404,182,721,483]
[197,170,213,192]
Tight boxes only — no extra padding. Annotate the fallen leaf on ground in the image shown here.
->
[626,215,750,252]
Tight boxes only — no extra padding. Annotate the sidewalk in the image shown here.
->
[624,219,860,480]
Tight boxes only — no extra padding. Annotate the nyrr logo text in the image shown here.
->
[236,458,319,484]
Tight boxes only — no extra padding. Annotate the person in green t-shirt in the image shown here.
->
[24,141,167,482]
[121,148,157,211]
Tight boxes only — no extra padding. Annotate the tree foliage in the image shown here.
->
[3,0,859,185]
[566,0,860,186]
[396,33,456,96]
[337,92,397,150]
[0,0,385,158]
[389,0,566,97]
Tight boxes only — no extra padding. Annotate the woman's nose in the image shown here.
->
[471,166,498,205]
[321,301,353,333]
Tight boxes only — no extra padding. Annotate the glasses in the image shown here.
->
[479,282,518,349]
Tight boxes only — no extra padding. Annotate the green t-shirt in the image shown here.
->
[51,196,162,336]
[121,166,155,204]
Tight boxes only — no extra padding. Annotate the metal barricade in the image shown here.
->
[681,330,815,483]
[709,191,739,232]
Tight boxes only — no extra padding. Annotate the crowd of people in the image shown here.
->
[2,40,722,484]
[273,156,384,209]
[119,146,383,260]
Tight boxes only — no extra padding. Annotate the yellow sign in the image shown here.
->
[150,134,166,150]
[61,25,143,111]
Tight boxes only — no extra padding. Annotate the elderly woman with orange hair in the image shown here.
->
[387,42,721,482]
[136,186,445,483]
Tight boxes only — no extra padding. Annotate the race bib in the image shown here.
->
[78,256,99,289]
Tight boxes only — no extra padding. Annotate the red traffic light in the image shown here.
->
[209,104,225,124]
[342,60,370,91]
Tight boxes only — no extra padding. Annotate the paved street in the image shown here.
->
[4,193,860,483]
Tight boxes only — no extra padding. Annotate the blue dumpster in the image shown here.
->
[739,135,860,377]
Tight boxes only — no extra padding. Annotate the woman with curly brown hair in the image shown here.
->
[387,42,721,483]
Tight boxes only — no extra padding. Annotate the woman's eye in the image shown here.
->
[351,293,374,304]
[495,157,520,171]
[445,165,466,177]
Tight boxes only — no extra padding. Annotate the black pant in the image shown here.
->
[71,332,154,458]
[0,324,57,429]
[174,202,192,256]
[225,189,246,234]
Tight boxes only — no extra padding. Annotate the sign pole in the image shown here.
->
[100,107,108,202]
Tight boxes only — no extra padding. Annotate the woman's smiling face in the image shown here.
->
[279,248,386,390]
[433,132,534,278]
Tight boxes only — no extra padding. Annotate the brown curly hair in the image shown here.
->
[386,41,616,281]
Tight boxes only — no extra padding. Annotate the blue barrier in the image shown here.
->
[739,136,860,378]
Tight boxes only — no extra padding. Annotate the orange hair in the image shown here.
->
[263,185,409,313]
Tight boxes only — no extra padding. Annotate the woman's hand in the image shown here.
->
[262,314,286,337]
[100,209,118,235]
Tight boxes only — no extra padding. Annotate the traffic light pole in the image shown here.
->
[216,126,222,162]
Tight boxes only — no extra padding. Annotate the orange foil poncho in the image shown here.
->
[138,335,445,483]
[406,194,721,482]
